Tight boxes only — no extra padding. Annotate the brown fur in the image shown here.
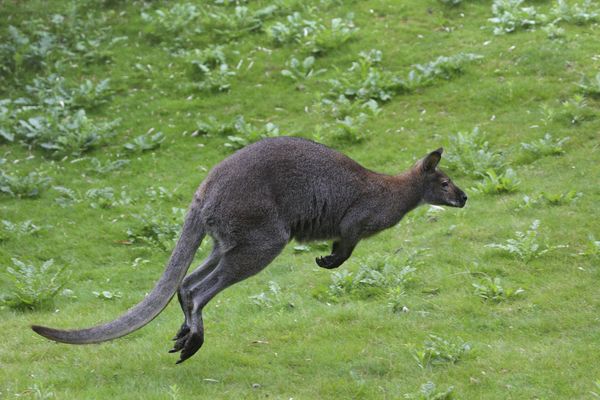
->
[32,137,467,364]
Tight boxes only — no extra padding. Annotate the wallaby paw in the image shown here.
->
[316,255,340,269]
[174,331,204,364]
[172,323,190,341]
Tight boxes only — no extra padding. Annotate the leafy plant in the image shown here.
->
[578,72,600,98]
[322,254,418,301]
[281,56,327,81]
[187,45,227,72]
[551,0,599,25]
[16,108,120,157]
[515,190,581,210]
[71,78,112,109]
[521,133,569,157]
[268,12,320,45]
[410,53,483,83]
[551,95,596,125]
[472,276,524,302]
[411,334,471,369]
[249,281,295,310]
[52,185,132,208]
[486,220,566,263]
[1,10,114,82]
[330,114,371,143]
[387,286,408,314]
[542,23,566,39]
[1,258,67,310]
[539,190,581,205]
[126,208,184,251]
[93,290,122,300]
[489,0,545,35]
[1,219,43,241]
[329,50,481,107]
[85,187,133,209]
[195,115,234,136]
[222,117,281,150]
[320,96,381,121]
[403,381,455,400]
[444,127,504,177]
[145,186,178,202]
[203,5,276,39]
[268,12,357,54]
[87,158,130,174]
[141,3,202,40]
[52,185,81,207]
[124,131,165,152]
[575,235,600,259]
[195,64,236,92]
[328,49,405,102]
[310,15,358,54]
[25,74,112,111]
[472,168,520,194]
[0,170,52,198]
[1,25,56,75]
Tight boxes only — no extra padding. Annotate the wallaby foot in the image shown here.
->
[175,330,204,364]
[315,254,344,269]
[315,239,356,269]
[172,322,189,341]
[172,233,288,363]
[170,315,204,364]
[172,246,222,349]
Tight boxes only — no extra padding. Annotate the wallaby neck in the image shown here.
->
[362,168,425,230]
[391,169,425,213]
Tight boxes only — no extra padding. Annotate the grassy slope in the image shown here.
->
[1,0,599,398]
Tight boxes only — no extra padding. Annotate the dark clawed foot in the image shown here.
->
[172,322,190,341]
[175,331,204,364]
[316,255,340,269]
[168,324,204,364]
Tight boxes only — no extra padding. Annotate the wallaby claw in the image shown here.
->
[175,331,204,364]
[169,335,187,353]
[316,255,340,269]
[172,323,190,341]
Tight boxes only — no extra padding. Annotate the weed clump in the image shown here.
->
[486,220,566,263]
[0,170,52,198]
[1,258,67,310]
[472,276,524,302]
[444,127,504,178]
[126,208,185,251]
[521,133,569,157]
[315,253,419,303]
[411,334,471,369]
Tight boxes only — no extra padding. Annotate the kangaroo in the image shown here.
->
[32,136,467,363]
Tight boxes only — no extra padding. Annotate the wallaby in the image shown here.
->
[32,136,467,364]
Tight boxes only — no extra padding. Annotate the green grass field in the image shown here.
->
[1,0,599,398]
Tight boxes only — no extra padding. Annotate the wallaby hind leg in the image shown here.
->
[172,234,288,364]
[173,243,222,342]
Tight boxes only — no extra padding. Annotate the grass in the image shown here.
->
[1,0,599,398]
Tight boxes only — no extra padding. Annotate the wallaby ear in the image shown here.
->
[422,148,443,172]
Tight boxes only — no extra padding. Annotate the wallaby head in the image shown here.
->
[416,148,467,208]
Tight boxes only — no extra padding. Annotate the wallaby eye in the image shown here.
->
[441,181,449,188]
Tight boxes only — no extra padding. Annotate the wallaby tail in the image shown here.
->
[31,206,205,344]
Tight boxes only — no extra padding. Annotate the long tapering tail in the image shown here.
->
[31,206,205,344]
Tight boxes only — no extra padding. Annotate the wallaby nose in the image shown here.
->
[460,193,468,207]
